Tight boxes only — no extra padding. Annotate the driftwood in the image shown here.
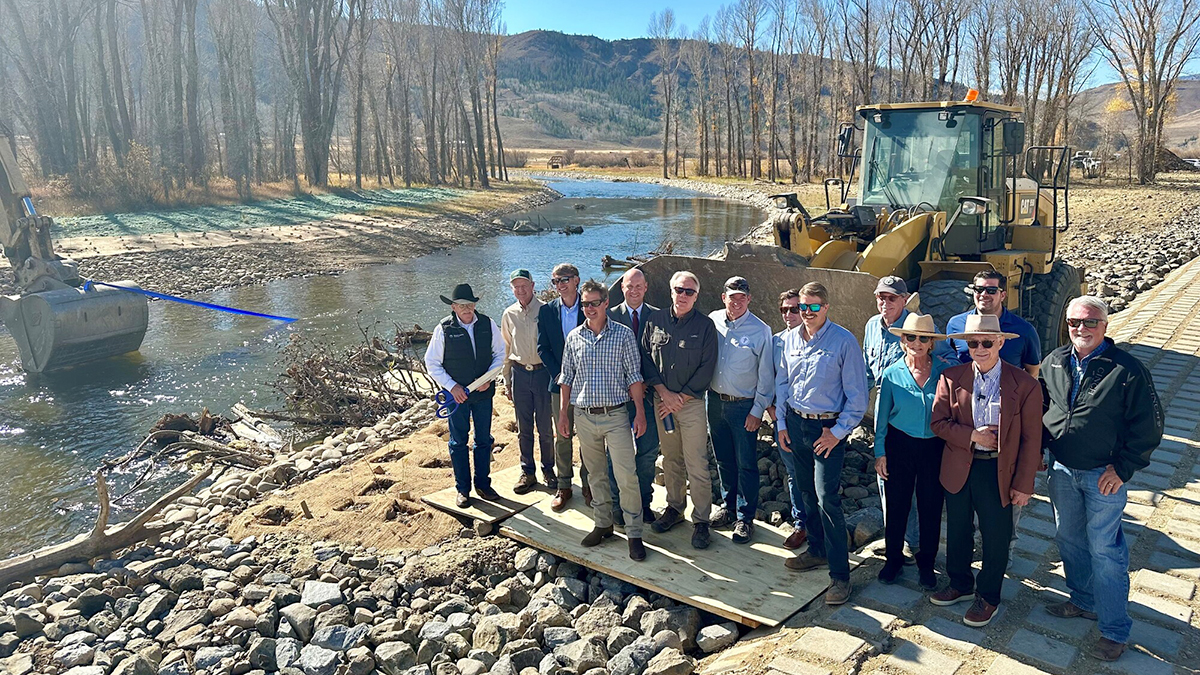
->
[0,467,213,587]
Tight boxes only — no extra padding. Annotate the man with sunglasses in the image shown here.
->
[771,289,809,550]
[538,263,589,511]
[641,270,719,549]
[558,280,650,560]
[1040,296,1163,662]
[707,276,775,544]
[775,282,867,606]
[502,269,555,495]
[945,270,1042,377]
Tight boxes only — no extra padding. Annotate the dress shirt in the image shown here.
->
[424,315,506,392]
[708,308,774,418]
[873,355,954,457]
[774,320,868,440]
[862,309,955,389]
[947,308,1041,367]
[558,320,642,408]
[560,297,580,339]
[972,362,1003,430]
[641,307,719,399]
[501,297,544,382]
[1069,340,1110,406]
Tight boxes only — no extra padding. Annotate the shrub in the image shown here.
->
[504,149,529,168]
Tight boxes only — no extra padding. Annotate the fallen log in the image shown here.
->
[0,467,213,588]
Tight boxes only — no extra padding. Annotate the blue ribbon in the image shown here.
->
[83,280,298,323]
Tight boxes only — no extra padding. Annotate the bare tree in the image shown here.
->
[649,9,679,179]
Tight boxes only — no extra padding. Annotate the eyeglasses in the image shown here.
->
[673,286,698,297]
[580,299,605,308]
[780,306,801,315]
[798,302,824,313]
[1066,318,1104,328]
[551,276,575,285]
[903,334,932,344]
[966,340,996,349]
[969,285,1002,295]
[876,294,901,302]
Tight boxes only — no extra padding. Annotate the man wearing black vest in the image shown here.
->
[425,283,507,508]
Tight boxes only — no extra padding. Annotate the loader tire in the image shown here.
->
[1026,262,1082,357]
[916,279,974,335]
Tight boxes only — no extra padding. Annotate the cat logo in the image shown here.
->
[1018,195,1036,220]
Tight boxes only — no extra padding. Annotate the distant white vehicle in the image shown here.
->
[1184,158,1200,169]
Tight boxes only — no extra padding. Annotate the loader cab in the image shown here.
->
[856,101,1024,256]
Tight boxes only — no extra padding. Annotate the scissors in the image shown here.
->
[435,366,503,419]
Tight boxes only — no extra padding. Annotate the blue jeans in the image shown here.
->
[511,366,554,477]
[446,391,494,495]
[708,395,760,522]
[1049,460,1132,644]
[787,411,849,581]
[609,396,659,519]
[776,429,808,530]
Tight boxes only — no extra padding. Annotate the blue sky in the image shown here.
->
[501,0,724,40]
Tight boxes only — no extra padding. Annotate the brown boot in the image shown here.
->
[628,537,647,561]
[512,472,538,495]
[1046,601,1097,620]
[825,579,852,606]
[784,551,828,571]
[551,488,572,512]
[582,483,593,507]
[1088,637,1126,662]
[580,525,614,547]
[783,528,807,550]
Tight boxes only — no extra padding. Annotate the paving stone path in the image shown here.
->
[700,261,1200,675]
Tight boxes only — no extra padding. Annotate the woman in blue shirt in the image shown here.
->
[875,313,952,589]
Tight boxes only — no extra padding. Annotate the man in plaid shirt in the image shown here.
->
[558,279,650,560]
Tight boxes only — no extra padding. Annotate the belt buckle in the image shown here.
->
[524,364,535,371]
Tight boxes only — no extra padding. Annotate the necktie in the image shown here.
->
[631,308,640,337]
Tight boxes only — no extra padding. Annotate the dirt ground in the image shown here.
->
[226,395,530,552]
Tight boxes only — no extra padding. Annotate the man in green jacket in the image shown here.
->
[1040,295,1164,663]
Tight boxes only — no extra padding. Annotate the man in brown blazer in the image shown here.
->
[929,314,1043,628]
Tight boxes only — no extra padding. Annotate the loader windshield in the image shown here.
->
[859,109,981,214]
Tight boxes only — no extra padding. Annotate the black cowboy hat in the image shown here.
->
[440,283,480,305]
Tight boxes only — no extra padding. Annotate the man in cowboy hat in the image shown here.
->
[930,313,1043,627]
[1040,296,1163,661]
[425,283,507,507]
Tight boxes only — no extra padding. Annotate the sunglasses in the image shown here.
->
[798,302,824,312]
[966,340,996,349]
[580,299,605,308]
[969,285,1002,295]
[673,286,698,297]
[780,306,801,315]
[551,276,576,285]
[1066,318,1104,328]
[903,334,933,344]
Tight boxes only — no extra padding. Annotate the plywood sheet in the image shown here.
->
[422,464,549,524]
[500,479,863,627]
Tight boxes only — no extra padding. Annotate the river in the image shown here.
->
[0,177,764,556]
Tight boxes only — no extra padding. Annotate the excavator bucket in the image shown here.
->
[1,281,148,373]
[611,246,881,342]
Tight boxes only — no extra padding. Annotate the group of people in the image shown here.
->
[423,265,1164,662]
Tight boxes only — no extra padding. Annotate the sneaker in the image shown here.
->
[651,507,684,533]
[784,551,828,571]
[783,528,808,550]
[877,562,902,584]
[455,492,471,508]
[581,526,614,547]
[1088,637,1126,662]
[732,520,754,544]
[513,472,538,495]
[551,488,572,512]
[963,595,999,627]
[918,568,937,591]
[930,587,974,606]
[1046,601,1098,620]
[825,579,852,606]
[710,507,736,529]
[691,523,711,549]
[902,543,918,566]
[476,486,501,501]
[628,537,647,561]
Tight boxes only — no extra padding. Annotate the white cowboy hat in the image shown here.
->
[946,314,1019,340]
[887,313,946,339]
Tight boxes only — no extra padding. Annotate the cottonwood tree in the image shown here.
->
[649,9,680,179]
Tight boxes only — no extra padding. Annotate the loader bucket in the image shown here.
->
[1,281,149,373]
[611,253,881,343]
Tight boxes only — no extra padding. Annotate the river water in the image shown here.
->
[0,177,764,556]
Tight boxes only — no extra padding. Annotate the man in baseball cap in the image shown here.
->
[501,269,556,495]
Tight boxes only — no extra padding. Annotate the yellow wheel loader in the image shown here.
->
[0,133,148,372]
[617,99,1082,354]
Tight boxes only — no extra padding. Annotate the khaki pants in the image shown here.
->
[657,396,711,524]
[576,406,643,538]
[551,391,583,489]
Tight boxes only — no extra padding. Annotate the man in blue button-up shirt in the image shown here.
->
[775,282,868,606]
[945,270,1041,376]
[707,276,775,544]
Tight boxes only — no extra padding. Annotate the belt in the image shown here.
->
[797,411,838,420]
[716,393,752,402]
[512,362,544,371]
[972,444,999,459]
[578,404,627,415]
